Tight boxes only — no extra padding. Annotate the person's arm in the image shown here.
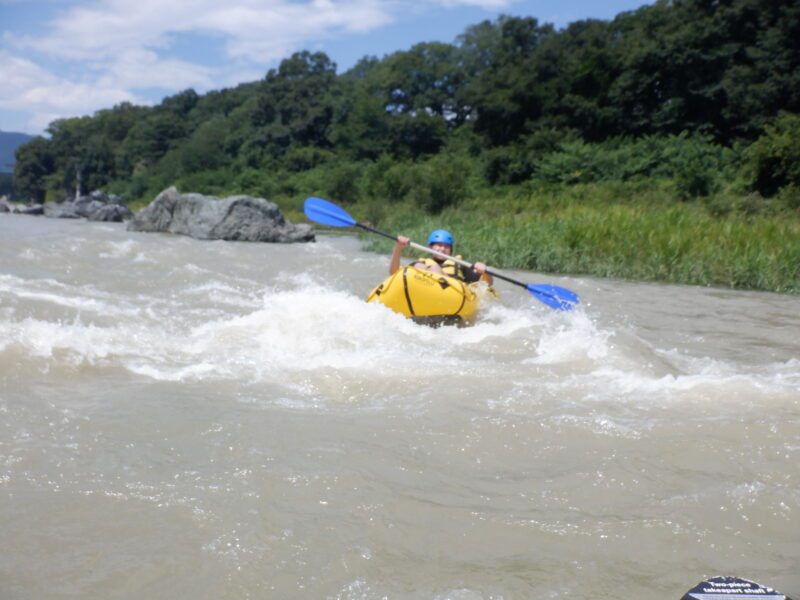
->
[389,236,410,274]
[472,262,494,285]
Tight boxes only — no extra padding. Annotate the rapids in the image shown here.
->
[1,214,798,599]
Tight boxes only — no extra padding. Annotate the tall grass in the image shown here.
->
[351,183,800,294]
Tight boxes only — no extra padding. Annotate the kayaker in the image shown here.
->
[389,230,493,285]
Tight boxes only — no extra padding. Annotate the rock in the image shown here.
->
[127,187,315,243]
[0,196,48,215]
[16,204,44,216]
[44,190,133,222]
[90,203,133,222]
[43,203,81,218]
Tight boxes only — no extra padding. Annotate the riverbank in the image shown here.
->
[294,180,800,295]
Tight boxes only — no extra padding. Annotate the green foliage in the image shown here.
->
[388,113,448,158]
[178,116,229,174]
[175,167,233,197]
[408,153,474,213]
[481,128,577,184]
[328,74,393,160]
[609,0,800,141]
[161,89,199,116]
[742,111,800,196]
[233,169,277,199]
[777,184,800,210]
[322,162,364,205]
[282,146,335,172]
[531,132,737,198]
[116,111,184,174]
[380,42,471,124]
[12,136,53,203]
[250,51,339,159]
[8,1,800,294]
[363,155,415,202]
[459,16,557,146]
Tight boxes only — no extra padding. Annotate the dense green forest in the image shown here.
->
[11,0,800,292]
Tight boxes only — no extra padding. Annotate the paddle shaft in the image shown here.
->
[357,222,526,288]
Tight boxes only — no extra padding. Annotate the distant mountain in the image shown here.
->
[0,131,35,173]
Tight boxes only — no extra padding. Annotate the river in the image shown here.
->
[1,214,798,599]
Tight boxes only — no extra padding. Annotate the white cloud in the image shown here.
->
[0,52,55,100]
[94,48,217,91]
[211,0,395,62]
[432,0,517,9]
[13,0,396,63]
[0,51,143,132]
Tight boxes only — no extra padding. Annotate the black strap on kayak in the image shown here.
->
[402,267,416,317]
[453,278,467,317]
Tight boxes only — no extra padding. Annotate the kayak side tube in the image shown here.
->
[367,266,490,321]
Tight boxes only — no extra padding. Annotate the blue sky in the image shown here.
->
[1,0,652,136]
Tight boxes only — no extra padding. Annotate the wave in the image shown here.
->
[2,269,797,417]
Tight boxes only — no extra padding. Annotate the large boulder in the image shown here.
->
[14,203,44,216]
[44,190,133,221]
[127,187,315,243]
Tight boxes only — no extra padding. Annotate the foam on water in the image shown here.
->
[2,263,797,415]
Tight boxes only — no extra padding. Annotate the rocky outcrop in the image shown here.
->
[127,187,314,243]
[44,191,133,222]
[0,197,44,215]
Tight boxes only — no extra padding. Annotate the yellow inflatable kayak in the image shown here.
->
[366,266,495,326]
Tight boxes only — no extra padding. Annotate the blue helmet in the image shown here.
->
[428,229,453,247]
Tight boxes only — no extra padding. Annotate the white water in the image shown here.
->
[1,214,798,599]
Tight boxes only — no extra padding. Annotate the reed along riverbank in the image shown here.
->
[324,180,800,296]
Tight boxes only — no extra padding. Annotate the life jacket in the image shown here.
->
[417,256,468,281]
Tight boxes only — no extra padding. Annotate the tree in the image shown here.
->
[458,16,557,146]
[388,112,448,159]
[538,19,622,141]
[328,83,394,160]
[250,51,339,158]
[13,137,53,203]
[178,116,229,173]
[46,117,99,197]
[94,102,148,143]
[609,1,727,137]
[718,0,800,139]
[743,111,800,196]
[161,88,199,117]
[379,42,470,125]
[609,0,800,142]
[117,110,185,174]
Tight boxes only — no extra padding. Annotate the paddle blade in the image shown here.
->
[681,576,793,600]
[527,284,580,311]
[304,197,357,228]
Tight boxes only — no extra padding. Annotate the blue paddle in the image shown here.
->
[304,196,580,311]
